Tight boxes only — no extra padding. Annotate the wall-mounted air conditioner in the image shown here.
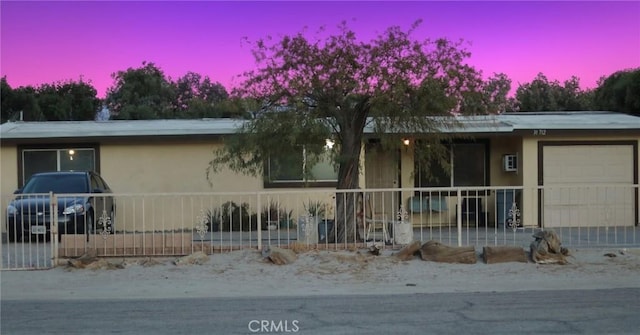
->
[503,154,518,172]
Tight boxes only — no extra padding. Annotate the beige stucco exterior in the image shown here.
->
[100,141,263,194]
[1,120,639,233]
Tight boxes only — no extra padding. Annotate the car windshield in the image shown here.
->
[21,174,89,194]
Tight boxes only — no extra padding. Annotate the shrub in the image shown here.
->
[206,201,256,232]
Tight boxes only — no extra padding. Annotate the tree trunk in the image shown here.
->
[329,99,369,243]
[419,240,477,264]
[530,230,570,264]
[331,138,362,243]
[482,246,527,264]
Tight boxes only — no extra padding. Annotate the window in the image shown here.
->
[19,146,98,185]
[415,141,488,188]
[265,148,338,188]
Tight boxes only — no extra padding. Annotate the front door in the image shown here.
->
[365,143,400,221]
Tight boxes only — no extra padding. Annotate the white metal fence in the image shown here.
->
[2,185,639,270]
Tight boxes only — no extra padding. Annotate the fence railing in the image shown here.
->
[2,185,638,269]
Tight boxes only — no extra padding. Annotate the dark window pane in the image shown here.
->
[416,159,450,187]
[23,150,57,184]
[269,150,303,181]
[453,144,486,186]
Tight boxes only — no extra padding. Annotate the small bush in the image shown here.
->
[261,200,293,229]
[206,201,257,232]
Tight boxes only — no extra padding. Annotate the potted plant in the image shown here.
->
[303,200,326,220]
[261,200,292,230]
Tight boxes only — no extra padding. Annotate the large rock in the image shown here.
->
[67,249,98,268]
[174,251,209,265]
[263,246,297,265]
[419,240,477,264]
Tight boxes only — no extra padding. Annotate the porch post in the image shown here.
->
[50,191,59,266]
[257,193,262,250]
[456,189,462,247]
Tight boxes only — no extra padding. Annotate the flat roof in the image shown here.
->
[1,111,639,141]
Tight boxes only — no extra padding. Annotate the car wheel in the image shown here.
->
[7,224,20,243]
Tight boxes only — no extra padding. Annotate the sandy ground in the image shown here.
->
[1,247,640,301]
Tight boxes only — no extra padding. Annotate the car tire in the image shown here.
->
[7,224,21,243]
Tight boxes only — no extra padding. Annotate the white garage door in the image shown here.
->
[543,145,635,228]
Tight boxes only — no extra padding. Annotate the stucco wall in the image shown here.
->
[100,140,263,193]
[1,146,18,195]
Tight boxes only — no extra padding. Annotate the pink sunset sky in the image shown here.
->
[1,1,639,98]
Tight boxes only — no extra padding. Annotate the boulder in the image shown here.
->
[174,251,209,265]
[263,246,297,265]
[67,249,98,268]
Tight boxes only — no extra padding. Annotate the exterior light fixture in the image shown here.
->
[68,149,75,160]
[325,139,335,150]
[402,138,410,146]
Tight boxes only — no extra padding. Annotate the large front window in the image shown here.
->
[20,146,97,185]
[266,148,338,187]
[415,142,488,187]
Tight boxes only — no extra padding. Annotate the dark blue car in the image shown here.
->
[6,171,115,242]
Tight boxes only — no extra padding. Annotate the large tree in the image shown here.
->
[593,68,640,116]
[0,77,43,122]
[35,80,100,121]
[515,73,594,112]
[207,21,509,242]
[105,61,177,119]
[173,72,231,118]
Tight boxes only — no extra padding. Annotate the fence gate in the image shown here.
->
[1,238,55,270]
[2,193,56,270]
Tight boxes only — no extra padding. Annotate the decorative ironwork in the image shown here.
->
[507,202,521,232]
[98,210,112,239]
[194,210,209,239]
[397,205,409,222]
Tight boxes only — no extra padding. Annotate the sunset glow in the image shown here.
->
[1,1,639,97]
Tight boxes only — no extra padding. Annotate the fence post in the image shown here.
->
[50,192,59,267]
[257,193,262,250]
[456,189,462,247]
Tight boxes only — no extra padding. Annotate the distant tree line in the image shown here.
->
[1,63,638,123]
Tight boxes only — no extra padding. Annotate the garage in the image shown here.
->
[541,143,637,227]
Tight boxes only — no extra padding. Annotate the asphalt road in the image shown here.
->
[2,288,639,335]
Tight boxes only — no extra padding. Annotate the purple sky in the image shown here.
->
[1,1,639,98]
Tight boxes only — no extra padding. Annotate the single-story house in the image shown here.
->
[1,111,639,233]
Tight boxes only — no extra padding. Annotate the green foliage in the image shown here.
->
[303,200,327,218]
[208,21,509,191]
[173,72,231,118]
[515,73,594,112]
[205,201,256,232]
[593,68,640,116]
[261,200,293,229]
[106,61,177,119]
[35,80,100,121]
[1,77,99,122]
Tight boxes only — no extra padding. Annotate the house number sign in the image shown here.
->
[533,129,547,136]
